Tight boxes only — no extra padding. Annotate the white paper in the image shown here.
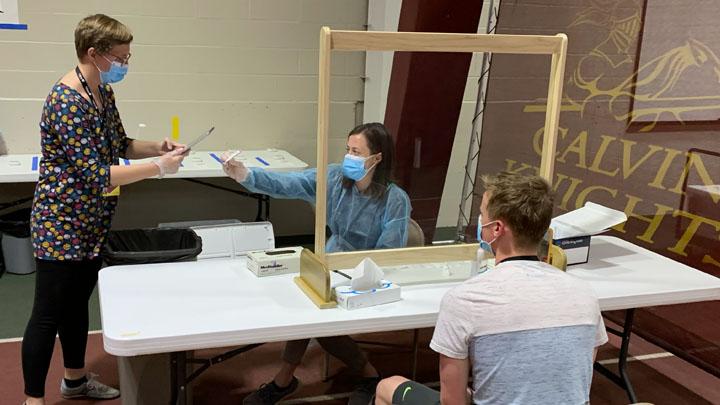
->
[0,0,21,24]
[351,258,384,290]
[550,202,627,239]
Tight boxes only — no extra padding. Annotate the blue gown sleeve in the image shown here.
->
[241,167,319,204]
[375,185,412,249]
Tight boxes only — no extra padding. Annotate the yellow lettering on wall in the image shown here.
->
[616,194,673,244]
[667,211,720,257]
[648,147,683,190]
[575,185,618,208]
[533,126,568,156]
[557,130,588,169]
[668,153,720,203]
[504,159,537,175]
[553,173,584,210]
[588,135,619,177]
[702,253,720,269]
[621,140,663,180]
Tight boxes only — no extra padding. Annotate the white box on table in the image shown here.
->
[247,247,302,277]
[334,281,401,310]
[550,202,627,265]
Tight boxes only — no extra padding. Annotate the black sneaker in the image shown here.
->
[243,377,299,405]
[348,376,380,405]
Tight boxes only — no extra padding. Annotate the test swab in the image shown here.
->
[223,150,242,163]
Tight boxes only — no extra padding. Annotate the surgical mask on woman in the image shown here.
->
[342,154,378,181]
[97,55,128,84]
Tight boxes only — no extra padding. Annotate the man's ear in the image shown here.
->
[493,219,505,238]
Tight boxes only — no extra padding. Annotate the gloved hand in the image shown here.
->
[159,137,188,155]
[153,149,184,178]
[221,150,249,182]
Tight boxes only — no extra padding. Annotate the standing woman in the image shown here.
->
[22,14,186,404]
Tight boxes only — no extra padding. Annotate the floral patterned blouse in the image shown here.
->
[31,82,132,261]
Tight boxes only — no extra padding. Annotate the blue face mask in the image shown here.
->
[342,154,376,181]
[476,215,498,254]
[99,56,128,84]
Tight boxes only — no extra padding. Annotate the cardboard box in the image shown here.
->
[551,202,627,265]
[552,235,591,265]
[247,247,302,277]
[334,281,401,310]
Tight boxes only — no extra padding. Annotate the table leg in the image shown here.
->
[256,194,270,221]
[170,351,188,405]
[594,309,637,403]
[411,329,419,380]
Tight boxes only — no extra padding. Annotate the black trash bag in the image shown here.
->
[0,208,32,278]
[0,208,31,238]
[103,228,202,266]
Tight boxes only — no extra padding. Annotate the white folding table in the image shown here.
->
[0,150,307,182]
[0,150,308,220]
[98,236,720,404]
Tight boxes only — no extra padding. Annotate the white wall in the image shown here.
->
[364,0,495,233]
[0,0,368,235]
[363,0,402,123]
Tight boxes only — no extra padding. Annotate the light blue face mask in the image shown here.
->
[342,154,377,181]
[99,56,128,84]
[476,215,498,254]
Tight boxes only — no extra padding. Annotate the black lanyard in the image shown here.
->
[75,66,104,113]
[75,66,114,162]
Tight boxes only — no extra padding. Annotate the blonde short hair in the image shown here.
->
[481,172,554,249]
[74,14,133,59]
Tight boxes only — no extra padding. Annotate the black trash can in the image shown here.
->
[103,228,203,266]
[0,208,35,275]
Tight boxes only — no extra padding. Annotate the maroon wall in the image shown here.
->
[384,0,483,241]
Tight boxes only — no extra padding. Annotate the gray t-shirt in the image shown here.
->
[430,260,607,405]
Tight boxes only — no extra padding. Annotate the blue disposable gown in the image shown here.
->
[242,164,411,253]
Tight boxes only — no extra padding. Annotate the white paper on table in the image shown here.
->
[550,202,627,239]
[351,258,384,290]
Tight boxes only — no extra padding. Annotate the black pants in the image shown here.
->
[22,258,102,398]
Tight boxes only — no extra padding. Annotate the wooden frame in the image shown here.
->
[294,249,337,309]
[315,27,568,269]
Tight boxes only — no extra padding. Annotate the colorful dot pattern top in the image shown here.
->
[31,83,132,261]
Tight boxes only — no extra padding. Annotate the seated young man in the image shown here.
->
[375,172,607,405]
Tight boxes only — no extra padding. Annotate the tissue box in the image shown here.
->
[247,247,302,277]
[334,281,401,310]
[553,236,591,265]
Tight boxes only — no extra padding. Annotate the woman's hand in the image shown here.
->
[153,149,185,178]
[158,137,188,155]
[221,150,249,182]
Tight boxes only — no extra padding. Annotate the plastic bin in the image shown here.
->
[103,228,203,266]
[158,219,241,229]
[0,208,36,275]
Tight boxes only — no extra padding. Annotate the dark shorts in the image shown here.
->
[391,381,440,405]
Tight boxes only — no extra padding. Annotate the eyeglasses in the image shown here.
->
[104,52,132,65]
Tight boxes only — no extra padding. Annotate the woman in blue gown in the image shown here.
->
[223,122,411,405]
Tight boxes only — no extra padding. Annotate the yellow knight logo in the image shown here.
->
[528,0,720,132]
